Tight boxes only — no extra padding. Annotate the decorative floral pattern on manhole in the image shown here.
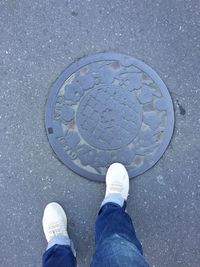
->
[45,52,174,182]
[77,86,142,150]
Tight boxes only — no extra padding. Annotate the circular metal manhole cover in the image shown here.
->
[45,52,174,182]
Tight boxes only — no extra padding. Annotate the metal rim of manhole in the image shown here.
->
[45,52,174,182]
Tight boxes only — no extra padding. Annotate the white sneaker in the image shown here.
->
[105,163,129,200]
[42,202,69,242]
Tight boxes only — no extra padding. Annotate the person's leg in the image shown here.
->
[91,163,150,267]
[42,202,77,267]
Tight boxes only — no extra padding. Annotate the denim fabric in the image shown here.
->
[90,202,150,267]
[42,244,76,267]
[46,235,71,251]
[42,202,150,267]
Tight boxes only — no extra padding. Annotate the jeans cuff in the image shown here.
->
[47,235,71,250]
[47,235,76,257]
[101,193,124,207]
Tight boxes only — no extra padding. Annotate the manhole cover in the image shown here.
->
[45,52,174,182]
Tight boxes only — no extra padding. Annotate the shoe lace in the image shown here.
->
[47,223,67,236]
[109,182,123,193]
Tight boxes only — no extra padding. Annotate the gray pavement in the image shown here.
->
[0,0,200,266]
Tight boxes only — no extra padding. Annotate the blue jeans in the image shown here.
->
[42,200,150,267]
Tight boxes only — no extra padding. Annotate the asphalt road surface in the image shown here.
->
[0,0,199,266]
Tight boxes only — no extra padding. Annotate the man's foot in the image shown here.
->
[105,163,129,200]
[42,202,69,242]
